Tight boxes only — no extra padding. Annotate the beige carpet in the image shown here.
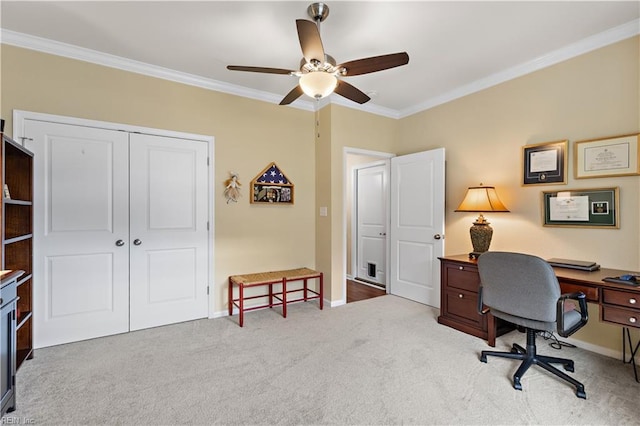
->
[6,295,638,425]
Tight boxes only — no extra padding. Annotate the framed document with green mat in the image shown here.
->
[542,187,619,228]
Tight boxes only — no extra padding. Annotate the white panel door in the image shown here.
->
[389,149,445,307]
[128,133,209,331]
[25,120,130,348]
[356,164,387,285]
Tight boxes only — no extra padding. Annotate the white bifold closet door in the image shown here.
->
[25,121,209,348]
[128,133,209,331]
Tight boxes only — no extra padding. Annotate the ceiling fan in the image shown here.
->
[227,2,410,105]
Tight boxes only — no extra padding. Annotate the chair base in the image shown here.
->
[480,329,586,399]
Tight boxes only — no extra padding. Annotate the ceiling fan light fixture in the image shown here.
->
[227,2,409,106]
[299,71,337,99]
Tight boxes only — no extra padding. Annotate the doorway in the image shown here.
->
[344,147,445,307]
[346,279,386,303]
[345,149,393,304]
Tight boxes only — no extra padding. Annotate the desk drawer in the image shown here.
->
[602,288,640,309]
[445,265,480,293]
[559,282,599,302]
[0,280,17,307]
[601,305,639,329]
[444,288,483,327]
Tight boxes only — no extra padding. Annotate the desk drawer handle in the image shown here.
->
[458,294,464,299]
[630,298,637,305]
[458,266,464,270]
[630,317,637,324]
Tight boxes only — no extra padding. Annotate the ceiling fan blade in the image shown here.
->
[334,80,370,104]
[296,19,325,63]
[338,52,409,76]
[227,65,295,75]
[279,85,304,105]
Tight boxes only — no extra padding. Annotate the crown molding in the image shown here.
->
[329,95,401,119]
[2,18,639,120]
[0,28,317,112]
[398,18,640,119]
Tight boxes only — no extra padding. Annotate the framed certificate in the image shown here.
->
[522,140,568,185]
[542,187,619,228]
[574,133,640,179]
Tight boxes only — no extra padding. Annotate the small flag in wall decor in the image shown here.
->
[251,162,294,204]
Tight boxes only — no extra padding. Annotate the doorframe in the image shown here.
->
[12,110,216,318]
[342,147,394,304]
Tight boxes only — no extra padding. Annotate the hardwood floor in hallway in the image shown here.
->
[347,279,386,303]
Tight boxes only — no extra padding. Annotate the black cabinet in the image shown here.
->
[1,271,22,417]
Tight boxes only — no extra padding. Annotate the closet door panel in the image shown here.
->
[48,137,113,232]
[129,133,209,331]
[25,120,130,348]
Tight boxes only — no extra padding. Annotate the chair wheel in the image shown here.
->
[564,363,575,372]
[513,378,523,391]
[480,354,487,363]
[576,388,586,399]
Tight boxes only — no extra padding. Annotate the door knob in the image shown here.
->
[434,234,443,240]
[133,239,142,246]
[115,240,125,247]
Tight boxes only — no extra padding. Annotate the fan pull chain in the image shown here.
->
[315,105,321,140]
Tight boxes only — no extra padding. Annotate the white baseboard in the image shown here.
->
[330,299,346,308]
[562,335,639,364]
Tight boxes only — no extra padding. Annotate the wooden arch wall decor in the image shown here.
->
[251,162,294,204]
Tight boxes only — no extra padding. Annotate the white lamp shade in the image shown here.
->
[299,72,338,99]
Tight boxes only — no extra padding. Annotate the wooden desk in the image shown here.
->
[438,255,639,380]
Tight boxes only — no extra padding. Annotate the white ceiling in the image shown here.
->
[1,1,639,118]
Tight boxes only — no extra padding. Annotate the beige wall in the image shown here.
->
[321,105,399,303]
[1,45,316,314]
[315,105,333,299]
[397,36,640,352]
[2,35,639,355]
[399,37,639,269]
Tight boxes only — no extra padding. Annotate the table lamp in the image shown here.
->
[455,184,509,259]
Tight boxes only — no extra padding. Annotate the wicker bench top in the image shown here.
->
[229,267,321,285]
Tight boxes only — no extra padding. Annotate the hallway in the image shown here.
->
[347,279,386,303]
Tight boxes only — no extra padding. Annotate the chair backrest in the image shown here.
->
[478,251,560,323]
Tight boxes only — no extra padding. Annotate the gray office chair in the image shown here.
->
[477,252,589,399]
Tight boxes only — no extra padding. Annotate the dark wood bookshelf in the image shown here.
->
[2,133,35,369]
